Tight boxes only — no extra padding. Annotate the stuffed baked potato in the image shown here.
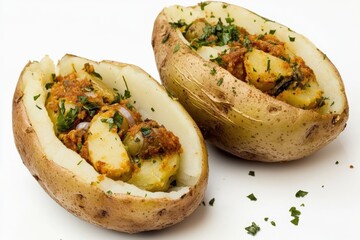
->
[152,1,348,162]
[12,54,208,233]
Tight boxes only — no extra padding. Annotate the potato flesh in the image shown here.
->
[128,154,180,192]
[87,111,132,181]
[244,48,292,92]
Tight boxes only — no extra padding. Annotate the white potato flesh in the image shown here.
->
[22,55,204,198]
[128,154,180,192]
[87,112,131,180]
[244,49,292,91]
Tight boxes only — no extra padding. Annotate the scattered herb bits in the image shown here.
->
[247,193,257,201]
[295,190,308,198]
[245,222,261,236]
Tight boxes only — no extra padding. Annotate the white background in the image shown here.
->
[1,0,360,239]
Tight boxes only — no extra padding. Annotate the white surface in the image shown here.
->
[1,0,359,239]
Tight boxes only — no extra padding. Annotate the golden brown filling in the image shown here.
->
[175,18,326,110]
[45,64,181,191]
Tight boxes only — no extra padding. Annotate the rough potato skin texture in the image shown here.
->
[152,6,349,162]
[12,61,208,233]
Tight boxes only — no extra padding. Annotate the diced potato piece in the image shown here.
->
[244,48,292,92]
[128,153,180,192]
[276,81,324,110]
[87,111,132,181]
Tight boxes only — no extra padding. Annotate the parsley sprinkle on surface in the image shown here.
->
[289,36,296,42]
[217,78,223,86]
[209,198,215,206]
[289,206,301,225]
[295,190,308,198]
[173,43,180,53]
[248,170,255,176]
[33,94,41,101]
[247,193,257,201]
[245,222,260,236]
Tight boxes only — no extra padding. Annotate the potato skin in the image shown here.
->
[152,4,349,162]
[13,59,208,233]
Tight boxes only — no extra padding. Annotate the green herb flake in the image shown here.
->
[295,190,308,198]
[264,217,269,222]
[106,190,113,195]
[248,170,255,176]
[247,193,257,201]
[101,111,123,131]
[162,31,170,44]
[210,67,217,75]
[217,78,224,86]
[271,221,276,226]
[45,82,54,90]
[245,222,260,236]
[122,76,131,99]
[289,36,296,42]
[225,17,235,24]
[33,94,41,101]
[266,59,271,72]
[36,105,42,110]
[77,160,83,165]
[222,4,228,8]
[199,2,209,10]
[140,127,152,137]
[291,217,299,226]
[151,107,155,112]
[269,29,276,35]
[57,99,79,132]
[208,198,215,206]
[289,206,301,225]
[51,73,56,81]
[173,43,180,53]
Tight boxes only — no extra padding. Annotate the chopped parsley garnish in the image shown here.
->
[151,107,155,112]
[266,59,271,72]
[209,198,215,206]
[33,94,41,101]
[270,221,276,226]
[269,29,276,35]
[289,36,296,42]
[169,19,187,29]
[78,95,100,117]
[122,76,131,99]
[36,105,42,110]
[57,100,79,132]
[210,67,217,75]
[106,190,113,195]
[140,127,152,137]
[45,82,54,90]
[295,190,308,198]
[162,31,170,44]
[101,111,124,131]
[199,1,209,10]
[289,206,301,226]
[247,193,257,201]
[245,222,260,236]
[217,78,223,86]
[173,43,180,53]
[248,170,255,176]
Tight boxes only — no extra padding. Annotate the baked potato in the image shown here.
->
[152,1,349,162]
[12,54,208,233]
